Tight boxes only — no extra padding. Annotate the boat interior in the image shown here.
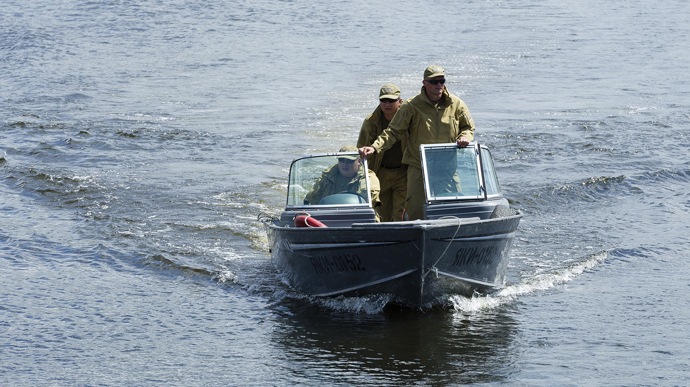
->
[275,143,512,228]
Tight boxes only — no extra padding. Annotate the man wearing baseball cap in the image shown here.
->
[358,65,475,220]
[357,84,407,222]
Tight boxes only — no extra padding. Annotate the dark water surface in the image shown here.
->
[2,0,689,385]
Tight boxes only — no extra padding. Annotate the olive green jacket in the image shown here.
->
[356,106,407,174]
[370,87,475,169]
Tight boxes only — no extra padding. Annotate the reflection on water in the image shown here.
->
[269,298,518,385]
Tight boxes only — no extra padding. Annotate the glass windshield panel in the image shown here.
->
[423,145,483,201]
[481,147,501,196]
[286,153,371,207]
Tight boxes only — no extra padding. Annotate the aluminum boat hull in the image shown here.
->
[266,210,522,309]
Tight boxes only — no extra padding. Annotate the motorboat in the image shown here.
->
[261,143,522,309]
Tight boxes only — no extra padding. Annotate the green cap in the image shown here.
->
[338,145,359,160]
[379,84,401,100]
[424,65,445,79]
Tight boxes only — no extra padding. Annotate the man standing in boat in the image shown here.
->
[358,65,475,220]
[357,84,407,222]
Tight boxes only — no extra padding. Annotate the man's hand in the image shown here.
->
[359,146,376,158]
[456,137,471,148]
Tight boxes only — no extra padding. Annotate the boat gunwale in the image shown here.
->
[264,209,523,231]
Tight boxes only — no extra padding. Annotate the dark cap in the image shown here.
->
[379,84,401,100]
[338,145,359,160]
[423,65,445,79]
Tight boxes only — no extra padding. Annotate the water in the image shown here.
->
[2,0,689,385]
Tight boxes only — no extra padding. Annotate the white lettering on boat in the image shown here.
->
[310,254,366,274]
[452,246,498,266]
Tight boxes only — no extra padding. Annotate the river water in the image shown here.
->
[2,0,689,385]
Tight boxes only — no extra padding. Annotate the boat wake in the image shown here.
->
[503,250,608,296]
[445,250,609,313]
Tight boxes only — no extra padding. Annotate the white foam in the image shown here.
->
[448,251,609,313]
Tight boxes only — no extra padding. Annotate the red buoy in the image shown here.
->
[294,214,327,228]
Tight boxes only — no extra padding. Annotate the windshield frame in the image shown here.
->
[284,152,373,210]
[420,142,503,203]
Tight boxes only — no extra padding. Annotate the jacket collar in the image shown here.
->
[420,86,450,106]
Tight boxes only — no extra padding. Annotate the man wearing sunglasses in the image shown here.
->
[357,84,407,222]
[358,65,475,221]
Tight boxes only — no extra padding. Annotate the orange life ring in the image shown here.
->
[294,214,327,228]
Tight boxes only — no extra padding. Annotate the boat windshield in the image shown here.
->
[420,143,502,202]
[285,152,373,208]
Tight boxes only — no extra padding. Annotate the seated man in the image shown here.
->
[304,145,381,215]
